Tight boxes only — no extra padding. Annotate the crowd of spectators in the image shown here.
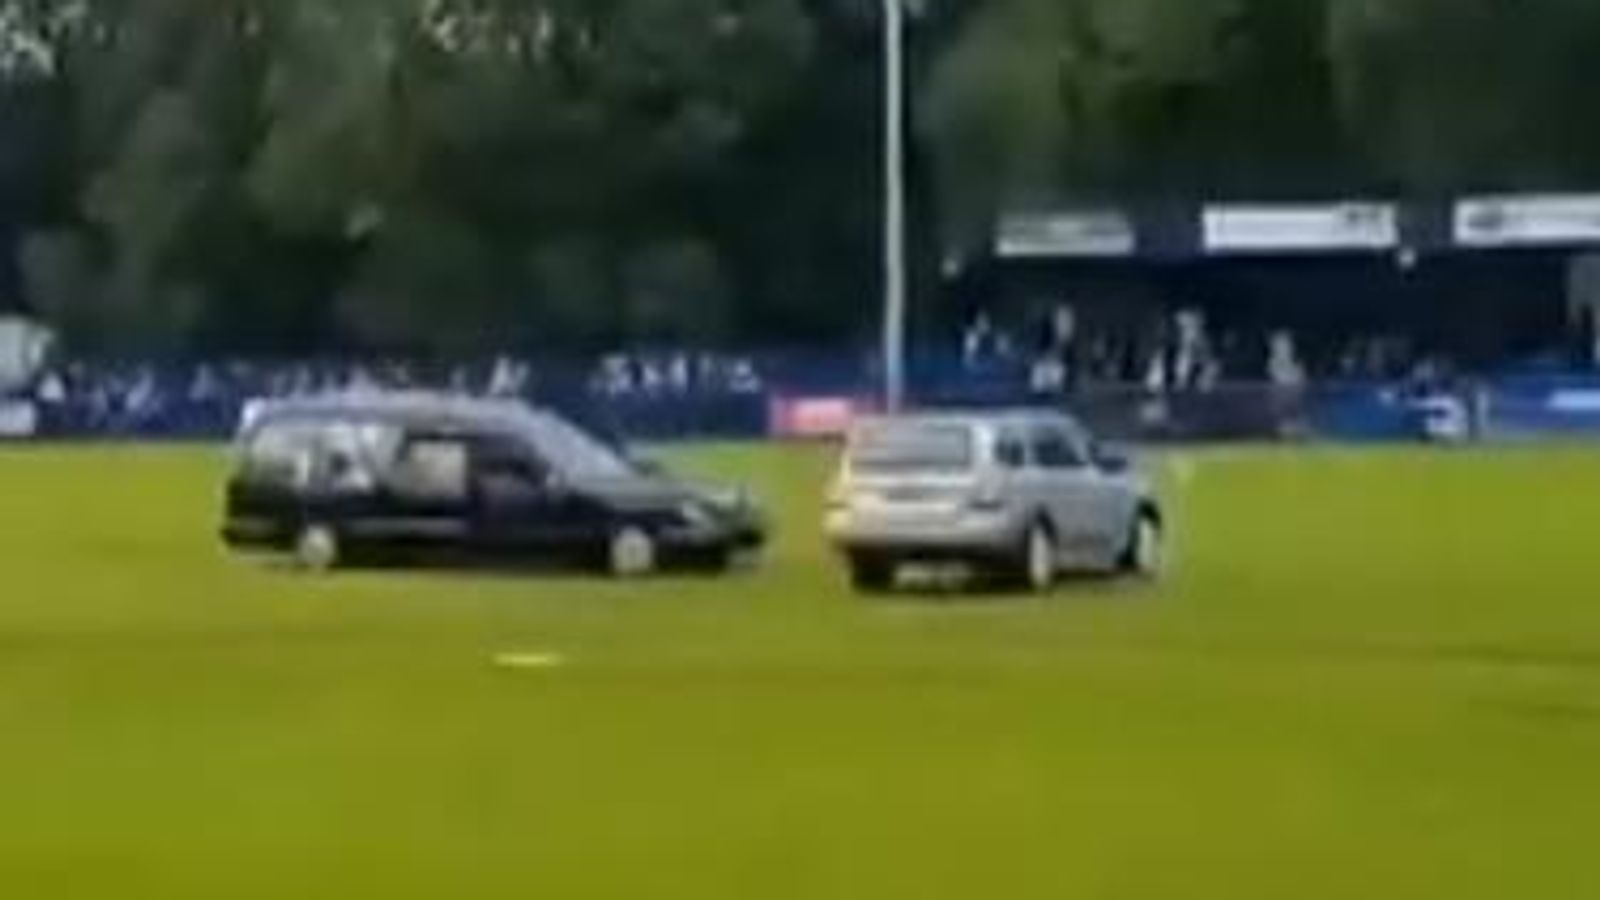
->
[0,304,1585,442]
[6,351,768,437]
[960,304,1474,400]
[587,351,764,397]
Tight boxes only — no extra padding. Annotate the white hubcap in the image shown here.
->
[1026,527,1055,590]
[295,525,339,571]
[610,528,657,577]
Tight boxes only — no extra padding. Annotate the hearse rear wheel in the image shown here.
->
[294,523,341,572]
[1001,521,1057,593]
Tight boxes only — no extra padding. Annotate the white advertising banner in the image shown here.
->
[0,401,38,438]
[1455,194,1600,247]
[0,317,53,394]
[996,211,1136,258]
[1203,203,1399,253]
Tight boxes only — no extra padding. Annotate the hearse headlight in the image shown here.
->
[703,486,746,509]
[679,501,719,529]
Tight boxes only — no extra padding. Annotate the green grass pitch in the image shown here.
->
[0,442,1598,898]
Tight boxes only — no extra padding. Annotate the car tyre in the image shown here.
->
[294,523,340,572]
[1008,521,1057,593]
[848,553,896,593]
[1119,512,1163,578]
[608,526,658,578]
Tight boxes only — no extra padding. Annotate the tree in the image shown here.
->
[924,0,1354,239]
[11,0,1600,356]
[1328,0,1600,191]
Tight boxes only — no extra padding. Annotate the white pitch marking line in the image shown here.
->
[492,652,568,671]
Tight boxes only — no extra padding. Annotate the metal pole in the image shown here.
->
[882,0,908,412]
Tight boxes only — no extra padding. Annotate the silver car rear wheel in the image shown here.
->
[1021,523,1057,592]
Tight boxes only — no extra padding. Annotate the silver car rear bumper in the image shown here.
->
[825,507,1025,556]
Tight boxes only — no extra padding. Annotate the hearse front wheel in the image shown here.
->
[294,523,341,572]
[720,546,762,573]
[608,526,659,578]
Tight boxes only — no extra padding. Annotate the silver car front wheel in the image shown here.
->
[1122,515,1163,578]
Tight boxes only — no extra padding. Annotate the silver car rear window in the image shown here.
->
[850,423,974,473]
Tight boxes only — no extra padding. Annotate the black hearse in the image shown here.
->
[222,392,766,575]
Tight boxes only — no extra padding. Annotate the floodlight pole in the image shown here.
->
[881,0,908,412]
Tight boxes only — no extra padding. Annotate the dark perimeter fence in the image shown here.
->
[1,350,1597,445]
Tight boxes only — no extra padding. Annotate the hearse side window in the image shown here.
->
[391,437,469,501]
[320,422,400,490]
[473,435,550,484]
[241,422,319,486]
[240,419,402,488]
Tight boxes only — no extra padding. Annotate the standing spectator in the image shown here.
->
[638,357,665,393]
[667,353,691,393]
[962,311,993,370]
[487,355,529,397]
[1268,330,1308,437]
[1268,330,1307,392]
[1029,354,1066,398]
[728,358,762,394]
[1035,303,1080,395]
[35,367,66,406]
[1171,308,1212,392]
[592,354,635,396]
[962,311,1014,371]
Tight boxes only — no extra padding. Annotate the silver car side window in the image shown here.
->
[1030,426,1086,470]
[994,429,1027,470]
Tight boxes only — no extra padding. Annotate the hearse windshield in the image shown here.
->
[521,413,638,480]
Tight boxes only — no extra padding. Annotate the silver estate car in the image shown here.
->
[825,410,1164,592]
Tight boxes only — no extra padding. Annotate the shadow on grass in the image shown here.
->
[253,545,750,583]
[858,565,1160,607]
